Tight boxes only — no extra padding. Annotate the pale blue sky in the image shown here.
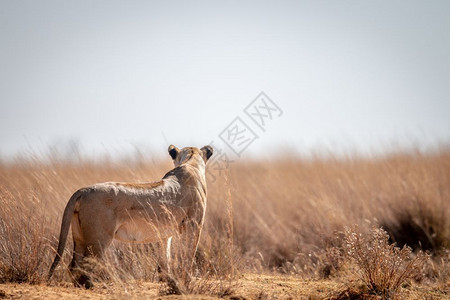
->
[1,1,449,160]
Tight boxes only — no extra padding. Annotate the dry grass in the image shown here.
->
[343,225,429,297]
[0,148,449,298]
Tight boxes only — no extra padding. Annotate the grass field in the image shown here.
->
[0,148,449,299]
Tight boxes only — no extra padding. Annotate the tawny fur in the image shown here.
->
[48,145,213,288]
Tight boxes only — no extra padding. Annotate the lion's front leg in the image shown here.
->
[155,237,173,281]
[187,219,203,273]
[174,217,203,277]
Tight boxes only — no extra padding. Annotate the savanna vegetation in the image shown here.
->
[0,147,449,299]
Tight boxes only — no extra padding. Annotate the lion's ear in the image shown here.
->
[168,145,179,160]
[201,145,213,162]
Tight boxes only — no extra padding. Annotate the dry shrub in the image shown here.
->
[343,225,429,297]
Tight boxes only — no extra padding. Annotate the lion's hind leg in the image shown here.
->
[70,212,114,289]
[68,213,91,288]
[69,239,91,288]
[78,231,114,288]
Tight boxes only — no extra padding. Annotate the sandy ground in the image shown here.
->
[0,274,448,299]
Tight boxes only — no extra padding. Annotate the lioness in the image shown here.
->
[48,145,213,288]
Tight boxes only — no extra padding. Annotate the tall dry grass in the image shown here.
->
[0,148,448,292]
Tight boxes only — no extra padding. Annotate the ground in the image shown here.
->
[0,274,448,299]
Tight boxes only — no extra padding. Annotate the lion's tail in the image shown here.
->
[47,190,83,281]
